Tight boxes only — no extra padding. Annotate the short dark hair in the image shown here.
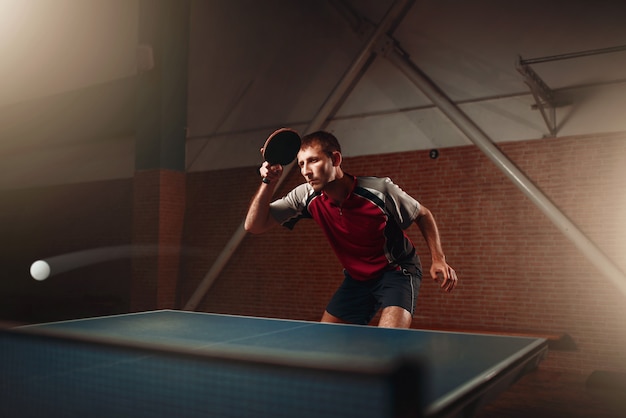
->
[301,131,341,157]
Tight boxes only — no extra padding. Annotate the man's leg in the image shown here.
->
[322,271,377,325]
[378,306,413,328]
[320,310,351,324]
[376,267,421,328]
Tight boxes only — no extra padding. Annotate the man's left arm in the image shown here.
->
[415,204,458,292]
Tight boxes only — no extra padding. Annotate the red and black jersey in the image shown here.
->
[270,176,422,281]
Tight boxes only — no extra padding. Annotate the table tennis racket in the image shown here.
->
[262,128,301,166]
[261,128,301,184]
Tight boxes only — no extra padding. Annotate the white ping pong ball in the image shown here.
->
[30,260,51,281]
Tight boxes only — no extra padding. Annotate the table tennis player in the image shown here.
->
[245,130,458,328]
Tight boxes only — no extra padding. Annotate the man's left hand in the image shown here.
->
[431,261,458,292]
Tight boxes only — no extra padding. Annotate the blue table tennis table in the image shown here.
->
[0,310,547,417]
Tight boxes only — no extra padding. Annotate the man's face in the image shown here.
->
[297,143,338,192]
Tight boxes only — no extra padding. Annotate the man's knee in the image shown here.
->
[378,306,412,328]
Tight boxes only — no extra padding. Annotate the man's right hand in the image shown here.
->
[260,161,283,185]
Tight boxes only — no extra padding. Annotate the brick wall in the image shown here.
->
[182,132,626,375]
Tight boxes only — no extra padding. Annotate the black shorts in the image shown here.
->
[325,268,422,325]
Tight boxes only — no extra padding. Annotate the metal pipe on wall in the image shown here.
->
[183,0,415,311]
[385,46,626,297]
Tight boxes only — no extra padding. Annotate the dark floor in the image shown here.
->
[475,369,626,418]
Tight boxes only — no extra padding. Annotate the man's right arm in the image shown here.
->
[245,160,285,234]
[244,180,280,234]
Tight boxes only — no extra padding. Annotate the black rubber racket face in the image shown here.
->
[262,128,301,165]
